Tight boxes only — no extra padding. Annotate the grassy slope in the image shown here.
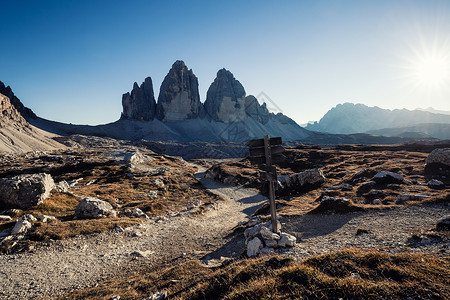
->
[55,249,450,300]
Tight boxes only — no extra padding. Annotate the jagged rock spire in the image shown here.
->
[121,77,156,121]
[156,60,204,121]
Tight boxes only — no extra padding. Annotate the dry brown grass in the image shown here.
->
[209,145,449,216]
[54,249,450,300]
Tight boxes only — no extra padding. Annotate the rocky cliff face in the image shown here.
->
[121,77,156,121]
[0,93,28,129]
[0,81,36,119]
[156,61,204,121]
[244,95,269,124]
[204,68,246,122]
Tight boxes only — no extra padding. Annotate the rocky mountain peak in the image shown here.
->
[121,76,156,121]
[0,81,36,119]
[156,60,204,121]
[204,68,246,122]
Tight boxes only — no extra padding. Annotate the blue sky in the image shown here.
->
[1,0,450,125]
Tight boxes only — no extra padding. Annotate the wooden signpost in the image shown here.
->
[246,135,284,233]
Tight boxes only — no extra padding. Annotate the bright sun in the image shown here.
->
[412,54,450,87]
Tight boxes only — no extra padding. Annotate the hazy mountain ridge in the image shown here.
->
[306,103,450,134]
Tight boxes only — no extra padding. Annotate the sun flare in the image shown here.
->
[412,54,450,87]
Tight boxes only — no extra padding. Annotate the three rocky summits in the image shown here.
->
[121,60,289,125]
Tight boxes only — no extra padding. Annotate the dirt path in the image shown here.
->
[0,171,448,299]
[0,172,267,299]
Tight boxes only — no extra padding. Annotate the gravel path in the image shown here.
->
[0,172,448,299]
[0,174,267,299]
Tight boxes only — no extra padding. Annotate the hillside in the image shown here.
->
[306,103,450,134]
[0,92,64,153]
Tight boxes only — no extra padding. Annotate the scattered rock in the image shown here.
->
[147,191,158,199]
[426,148,450,167]
[54,180,69,193]
[131,208,147,218]
[436,215,450,231]
[278,232,296,247]
[259,226,280,241]
[145,291,167,300]
[11,219,32,235]
[311,196,363,214]
[372,199,382,205]
[0,215,12,221]
[37,215,56,223]
[0,173,55,209]
[114,226,124,233]
[367,190,386,198]
[427,179,445,189]
[357,181,376,194]
[110,296,121,300]
[247,237,263,257]
[339,183,353,191]
[278,168,325,193]
[75,197,117,219]
[130,250,155,258]
[373,171,404,184]
[152,179,165,188]
[396,194,428,204]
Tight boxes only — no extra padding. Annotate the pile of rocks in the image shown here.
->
[243,218,296,257]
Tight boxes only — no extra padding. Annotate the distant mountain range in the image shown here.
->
[306,103,450,138]
[2,63,449,154]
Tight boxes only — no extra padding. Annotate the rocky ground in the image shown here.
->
[0,140,448,299]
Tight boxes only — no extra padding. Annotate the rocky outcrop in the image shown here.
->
[0,93,28,129]
[244,95,270,124]
[426,148,450,167]
[0,81,36,119]
[156,61,203,121]
[204,68,246,122]
[0,173,55,209]
[121,77,156,121]
[75,197,116,219]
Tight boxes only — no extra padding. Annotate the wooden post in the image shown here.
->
[264,135,279,233]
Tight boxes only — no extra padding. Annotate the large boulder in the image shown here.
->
[204,68,246,123]
[121,77,157,121]
[278,168,325,194]
[156,60,204,121]
[426,148,450,167]
[75,197,117,219]
[0,173,55,209]
[436,215,450,231]
[372,171,404,184]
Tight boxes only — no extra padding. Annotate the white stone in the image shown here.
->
[130,250,155,257]
[11,219,32,235]
[278,168,325,189]
[260,226,280,241]
[131,207,147,218]
[54,180,69,193]
[153,179,165,188]
[75,197,117,219]
[247,237,263,257]
[278,232,296,247]
[37,215,56,222]
[0,173,55,208]
[0,215,12,221]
